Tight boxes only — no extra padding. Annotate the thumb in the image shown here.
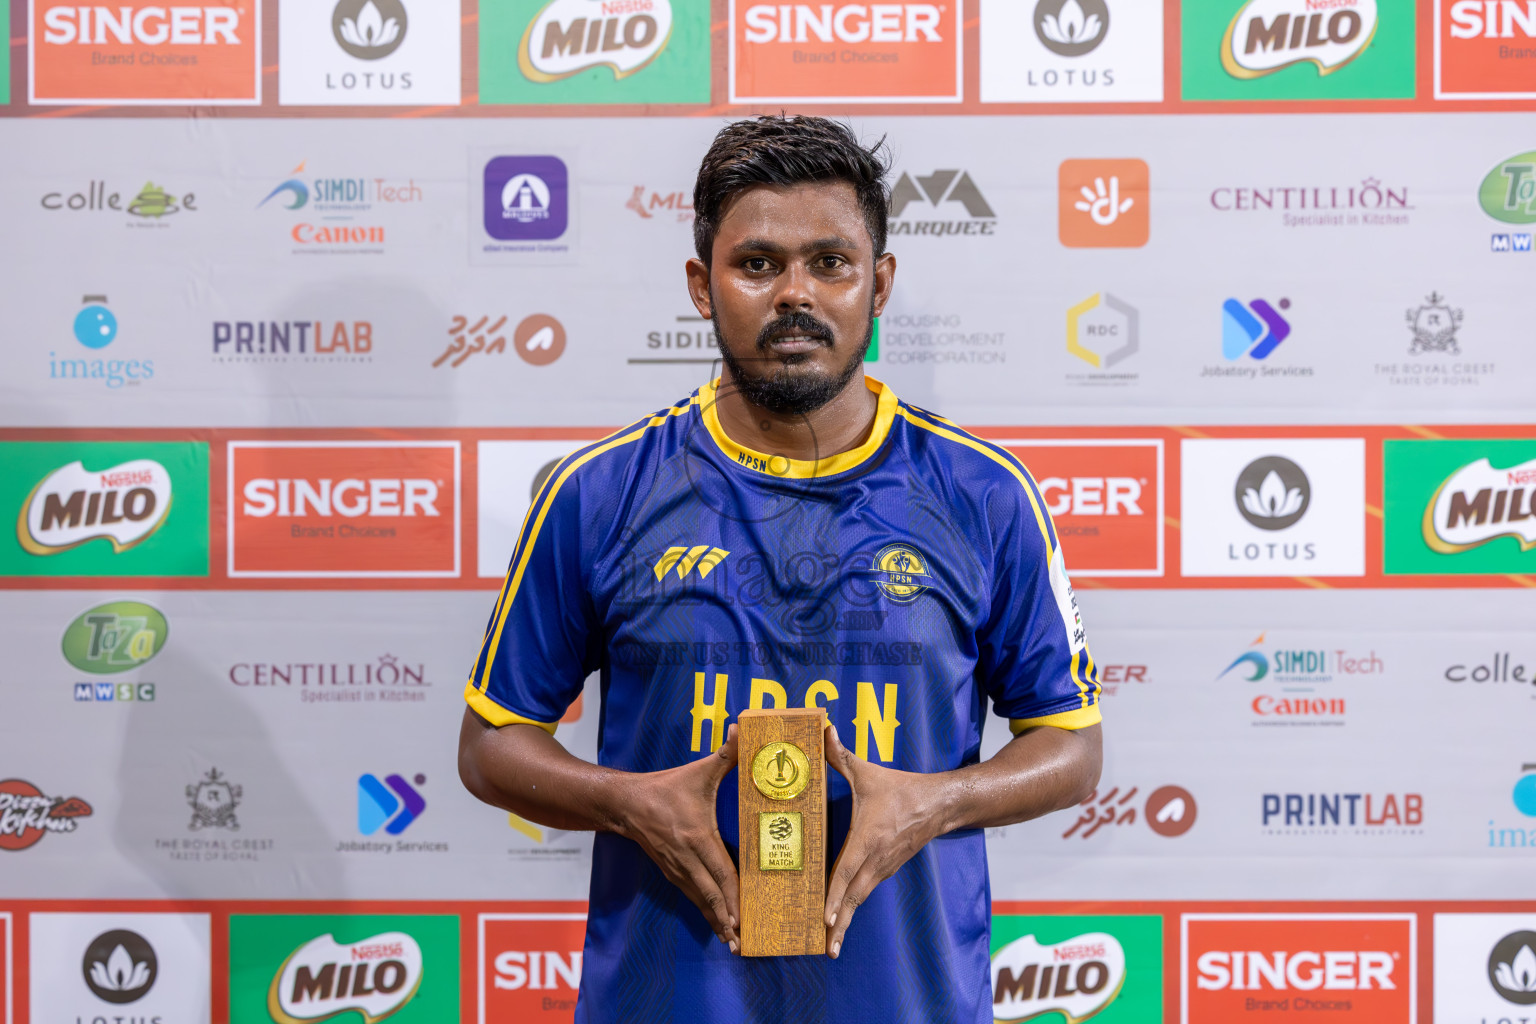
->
[824,721,856,782]
[707,722,740,782]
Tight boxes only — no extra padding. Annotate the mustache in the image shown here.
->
[754,311,835,350]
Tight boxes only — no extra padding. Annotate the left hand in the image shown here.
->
[822,722,946,959]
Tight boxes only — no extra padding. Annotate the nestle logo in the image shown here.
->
[99,469,154,487]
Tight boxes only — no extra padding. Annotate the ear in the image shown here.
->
[686,257,713,320]
[871,251,897,318]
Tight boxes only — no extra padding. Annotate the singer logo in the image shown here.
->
[729,1,961,103]
[1437,0,1536,98]
[30,0,261,104]
[228,442,460,578]
[479,913,586,1022]
[1003,441,1163,576]
[1182,914,1415,1023]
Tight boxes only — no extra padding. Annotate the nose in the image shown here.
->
[772,262,815,313]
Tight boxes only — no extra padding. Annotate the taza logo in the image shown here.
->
[1221,0,1378,78]
[992,931,1124,1021]
[82,929,157,1003]
[18,459,173,556]
[1235,456,1310,530]
[1035,0,1108,57]
[520,0,673,81]
[333,0,406,59]
[270,931,423,1023]
[62,601,168,674]
[1423,457,1536,554]
[1491,930,1536,1004]
[1480,152,1536,224]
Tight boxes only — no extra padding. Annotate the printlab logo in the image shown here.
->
[333,0,406,59]
[1062,783,1197,838]
[887,169,997,237]
[0,779,92,851]
[1491,931,1536,1003]
[483,155,570,243]
[435,314,566,368]
[187,768,241,831]
[1058,159,1149,247]
[83,929,157,1003]
[211,318,374,363]
[1222,298,1291,361]
[1066,292,1138,371]
[1262,791,1423,835]
[1036,0,1108,55]
[1235,456,1310,530]
[358,773,426,835]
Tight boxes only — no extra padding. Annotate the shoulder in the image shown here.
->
[539,391,702,503]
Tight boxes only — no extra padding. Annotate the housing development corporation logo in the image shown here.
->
[991,915,1161,1024]
[1437,0,1536,99]
[1059,159,1149,247]
[0,779,92,851]
[1384,440,1536,575]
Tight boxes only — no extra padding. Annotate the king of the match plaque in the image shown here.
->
[737,707,827,957]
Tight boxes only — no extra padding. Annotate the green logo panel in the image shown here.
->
[0,441,208,578]
[229,914,460,1024]
[990,914,1163,1023]
[1181,0,1416,100]
[1385,439,1536,575]
[0,0,9,105]
[479,0,710,105]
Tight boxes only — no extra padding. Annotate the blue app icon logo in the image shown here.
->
[1222,297,1291,360]
[358,772,426,835]
[74,296,117,350]
[484,156,568,242]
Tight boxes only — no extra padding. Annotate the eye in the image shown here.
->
[816,255,846,269]
[743,257,773,272]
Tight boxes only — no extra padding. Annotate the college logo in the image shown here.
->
[888,169,996,236]
[0,779,92,851]
[730,0,961,103]
[480,913,586,1021]
[1183,914,1415,1022]
[18,458,172,556]
[484,156,569,242]
[30,0,261,104]
[83,929,157,1003]
[1220,0,1378,79]
[1004,441,1162,576]
[41,180,199,223]
[1066,293,1138,370]
[1059,159,1149,247]
[229,914,457,1024]
[228,441,460,578]
[1437,0,1536,99]
[1234,456,1309,530]
[333,0,406,59]
[1480,151,1536,225]
[62,601,168,674]
[1385,440,1536,574]
[991,915,1160,1024]
[1063,783,1197,838]
[187,768,241,831]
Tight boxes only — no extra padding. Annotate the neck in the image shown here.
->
[713,367,879,463]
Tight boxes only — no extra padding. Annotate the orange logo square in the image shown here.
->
[30,0,260,105]
[730,1,961,102]
[1006,441,1164,577]
[1436,0,1536,98]
[480,913,587,1023]
[1059,159,1150,248]
[228,442,460,578]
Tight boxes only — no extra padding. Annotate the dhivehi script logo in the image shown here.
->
[518,0,673,82]
[1423,457,1536,554]
[269,931,423,1024]
[17,459,172,556]
[1220,0,1378,79]
[992,930,1126,1022]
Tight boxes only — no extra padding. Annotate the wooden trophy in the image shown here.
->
[736,708,827,956]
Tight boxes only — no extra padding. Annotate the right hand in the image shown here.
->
[621,724,741,953]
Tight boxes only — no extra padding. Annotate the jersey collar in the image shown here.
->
[698,374,898,480]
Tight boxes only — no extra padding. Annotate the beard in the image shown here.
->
[712,306,874,416]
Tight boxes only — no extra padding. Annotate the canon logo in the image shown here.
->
[1040,477,1143,517]
[1449,0,1536,37]
[1196,950,1395,991]
[42,6,241,44]
[242,479,440,518]
[741,4,943,43]
[493,951,582,991]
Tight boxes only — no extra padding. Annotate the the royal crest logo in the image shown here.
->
[869,544,931,604]
[187,768,241,831]
[519,0,673,82]
[1221,0,1378,78]
[1407,292,1464,356]
[269,931,424,1024]
[992,930,1127,1022]
[18,459,173,556]
[1424,457,1536,554]
[0,779,92,851]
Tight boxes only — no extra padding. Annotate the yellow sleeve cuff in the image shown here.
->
[1009,704,1102,734]
[463,682,558,734]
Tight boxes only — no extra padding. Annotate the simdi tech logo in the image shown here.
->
[257,160,424,256]
[30,0,261,104]
[479,0,710,105]
[1058,159,1149,248]
[1383,439,1536,575]
[480,913,587,1021]
[1,441,209,578]
[278,0,463,105]
[1181,0,1415,100]
[729,1,962,104]
[980,0,1165,103]
[990,915,1162,1024]
[1437,0,1536,99]
[228,915,458,1024]
[228,441,461,579]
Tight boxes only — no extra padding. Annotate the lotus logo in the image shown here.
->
[1035,0,1108,57]
[1491,931,1536,1005]
[333,0,407,59]
[1234,456,1311,531]
[83,929,157,1004]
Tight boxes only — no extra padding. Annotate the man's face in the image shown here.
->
[686,181,895,415]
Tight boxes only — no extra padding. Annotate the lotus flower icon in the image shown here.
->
[1233,456,1311,531]
[82,930,157,1003]
[332,0,406,59]
[341,1,400,49]
[1041,0,1102,45]
[1497,944,1536,994]
[1242,470,1305,521]
[91,945,151,992]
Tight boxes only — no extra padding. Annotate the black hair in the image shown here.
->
[692,115,891,264]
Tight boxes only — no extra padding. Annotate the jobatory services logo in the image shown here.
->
[1217,632,1383,726]
[1181,438,1366,577]
[1059,159,1149,247]
[30,0,260,104]
[358,772,426,836]
[278,0,462,105]
[0,779,92,851]
[1002,441,1163,576]
[2,441,209,578]
[980,0,1164,102]
[228,441,460,579]
[887,168,997,237]
[1435,915,1536,1019]
[1437,0,1536,99]
[228,914,456,1024]
[30,912,212,1022]
[1384,439,1536,575]
[1065,292,1139,378]
[481,913,586,1020]
[51,293,157,390]
[990,915,1161,1024]
[1182,914,1415,1022]
[1061,783,1198,839]
[1181,0,1414,100]
[729,0,962,103]
[1220,297,1292,361]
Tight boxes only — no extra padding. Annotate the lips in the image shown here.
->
[766,333,828,354]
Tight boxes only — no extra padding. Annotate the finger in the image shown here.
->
[823,722,857,782]
[827,861,884,959]
[696,831,741,950]
[824,829,864,933]
[684,858,739,953]
[710,722,740,781]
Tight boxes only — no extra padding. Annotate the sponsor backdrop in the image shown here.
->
[2,1,1534,1022]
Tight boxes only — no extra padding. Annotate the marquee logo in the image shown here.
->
[62,601,168,674]
[18,459,172,556]
[30,0,261,104]
[888,169,996,237]
[1220,0,1378,78]
[992,931,1124,1022]
[0,779,92,851]
[1437,0,1536,99]
[269,931,423,1023]
[519,0,673,81]
[1004,440,1163,576]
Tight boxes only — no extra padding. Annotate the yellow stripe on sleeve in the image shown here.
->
[1009,705,1103,733]
[464,683,559,733]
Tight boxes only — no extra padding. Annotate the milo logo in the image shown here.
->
[269,931,423,1023]
[62,601,168,674]
[18,459,172,556]
[519,0,673,81]
[990,915,1161,1024]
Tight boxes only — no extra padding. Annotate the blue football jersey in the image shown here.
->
[466,376,1102,1023]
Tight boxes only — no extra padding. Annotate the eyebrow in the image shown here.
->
[728,235,861,258]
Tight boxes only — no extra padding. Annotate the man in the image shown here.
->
[459,115,1103,1022]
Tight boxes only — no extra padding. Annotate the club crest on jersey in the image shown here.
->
[868,544,932,604]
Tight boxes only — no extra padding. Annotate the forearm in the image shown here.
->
[457,708,637,835]
[927,723,1102,835]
